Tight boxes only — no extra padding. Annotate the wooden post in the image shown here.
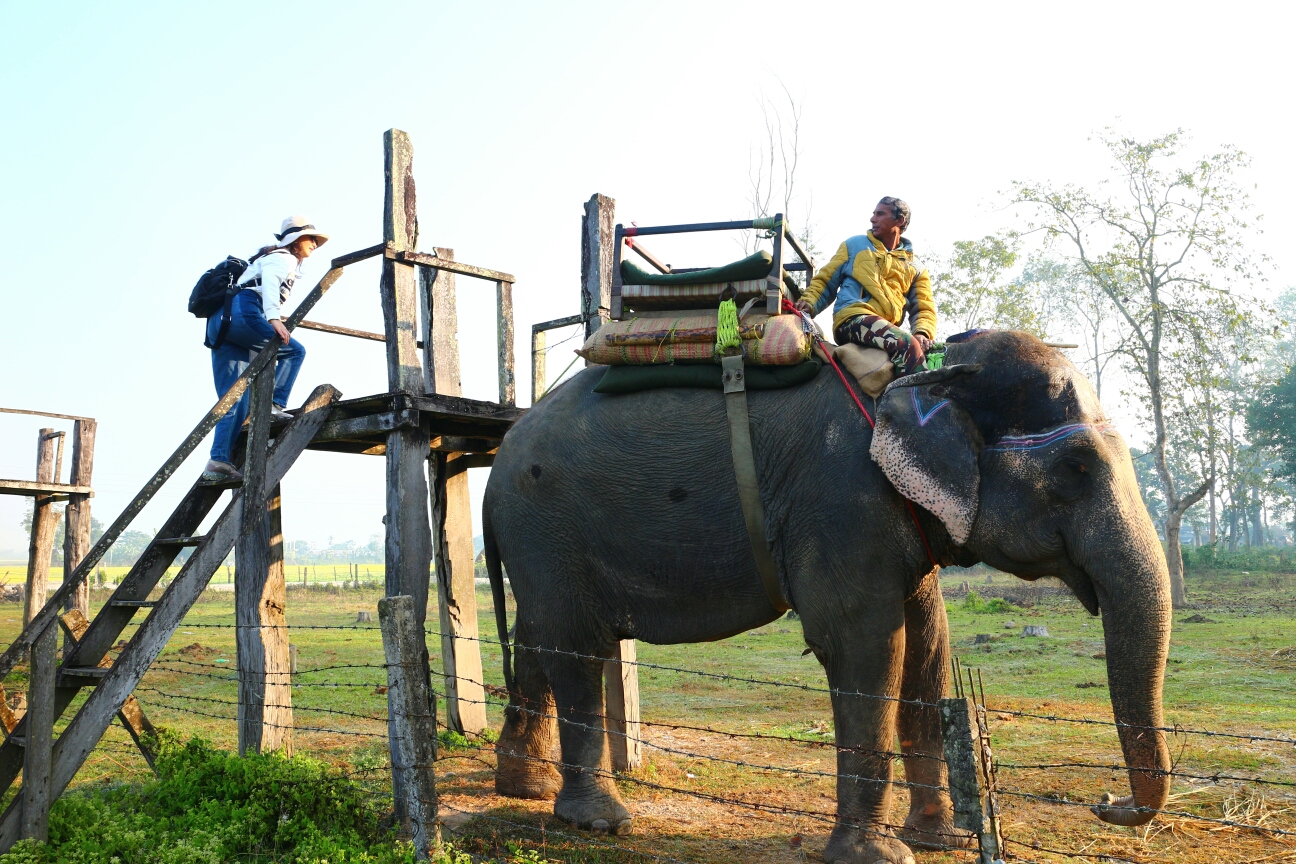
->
[603,639,642,771]
[382,130,435,822]
[237,367,293,755]
[24,430,62,627]
[62,419,96,622]
[496,280,516,407]
[581,193,615,340]
[20,621,56,841]
[531,328,546,405]
[421,246,486,735]
[381,129,424,395]
[939,696,1003,864]
[378,595,439,858]
[429,454,487,734]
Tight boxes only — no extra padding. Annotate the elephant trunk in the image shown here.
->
[1091,561,1173,826]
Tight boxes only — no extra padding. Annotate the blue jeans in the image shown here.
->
[207,289,306,463]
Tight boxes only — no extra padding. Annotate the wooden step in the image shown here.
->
[59,667,109,678]
[154,535,204,547]
[198,476,242,490]
[108,600,157,608]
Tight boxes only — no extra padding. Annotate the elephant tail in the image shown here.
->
[482,505,514,693]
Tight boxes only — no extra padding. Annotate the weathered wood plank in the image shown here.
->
[421,248,461,397]
[582,194,615,338]
[20,622,55,841]
[444,453,495,478]
[0,408,92,422]
[63,419,96,620]
[261,485,293,755]
[378,596,439,858]
[24,430,61,627]
[313,410,419,444]
[0,385,341,853]
[430,452,486,735]
[297,320,387,342]
[329,242,388,269]
[497,281,516,407]
[626,239,671,274]
[0,267,342,686]
[604,639,642,772]
[428,436,500,454]
[0,480,93,497]
[531,329,546,406]
[381,129,423,395]
[397,249,514,285]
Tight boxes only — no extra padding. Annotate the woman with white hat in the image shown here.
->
[203,216,328,481]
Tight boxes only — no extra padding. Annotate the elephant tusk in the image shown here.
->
[1091,791,1156,827]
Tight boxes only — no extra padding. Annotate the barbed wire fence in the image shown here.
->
[73,601,1296,863]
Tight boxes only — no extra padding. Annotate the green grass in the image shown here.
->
[0,568,1289,862]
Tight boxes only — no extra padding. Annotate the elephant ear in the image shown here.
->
[870,369,982,545]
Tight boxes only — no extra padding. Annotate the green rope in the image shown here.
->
[750,216,777,231]
[925,344,946,371]
[715,298,742,356]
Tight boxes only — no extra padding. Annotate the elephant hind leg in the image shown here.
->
[897,568,976,851]
[495,623,562,800]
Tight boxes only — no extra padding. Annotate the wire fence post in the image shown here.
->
[378,595,439,859]
[939,695,1004,864]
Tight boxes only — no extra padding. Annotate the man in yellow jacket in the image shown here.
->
[795,197,936,373]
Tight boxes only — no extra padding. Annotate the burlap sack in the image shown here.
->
[577,312,813,366]
[833,343,895,398]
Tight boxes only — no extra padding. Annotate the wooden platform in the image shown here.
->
[303,391,523,456]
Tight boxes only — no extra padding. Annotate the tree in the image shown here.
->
[1248,364,1296,479]
[1013,129,1264,607]
[1025,255,1124,400]
[932,234,1054,335]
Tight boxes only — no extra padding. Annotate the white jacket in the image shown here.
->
[237,249,301,321]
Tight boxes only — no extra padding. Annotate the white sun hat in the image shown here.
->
[275,215,329,248]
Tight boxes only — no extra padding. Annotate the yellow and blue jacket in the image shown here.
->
[800,232,936,339]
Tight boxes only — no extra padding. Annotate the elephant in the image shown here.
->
[481,330,1171,863]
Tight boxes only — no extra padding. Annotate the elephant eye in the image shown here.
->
[1063,457,1088,474]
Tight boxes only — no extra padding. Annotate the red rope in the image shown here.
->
[784,299,938,568]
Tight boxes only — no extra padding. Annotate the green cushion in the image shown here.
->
[593,359,821,395]
[621,250,773,285]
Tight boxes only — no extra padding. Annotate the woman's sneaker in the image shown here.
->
[202,460,244,482]
[271,404,294,422]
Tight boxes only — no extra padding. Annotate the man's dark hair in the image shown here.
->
[879,196,911,233]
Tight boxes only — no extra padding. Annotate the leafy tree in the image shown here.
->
[1024,255,1123,400]
[933,233,1051,335]
[1248,363,1296,479]
[1012,129,1265,606]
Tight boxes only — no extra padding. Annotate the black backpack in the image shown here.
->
[189,256,248,349]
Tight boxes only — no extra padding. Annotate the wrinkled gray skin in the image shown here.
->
[482,332,1171,863]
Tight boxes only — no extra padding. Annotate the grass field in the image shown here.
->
[0,567,1292,863]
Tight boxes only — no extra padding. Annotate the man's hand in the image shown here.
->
[794,299,815,316]
[271,319,291,345]
[913,333,932,351]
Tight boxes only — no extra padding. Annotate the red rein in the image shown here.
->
[784,299,939,568]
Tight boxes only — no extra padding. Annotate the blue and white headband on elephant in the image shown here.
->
[986,422,1114,452]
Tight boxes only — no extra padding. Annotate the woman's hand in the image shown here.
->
[271,319,291,345]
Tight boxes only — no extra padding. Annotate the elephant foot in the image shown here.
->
[824,826,915,864]
[494,749,561,800]
[900,804,976,851]
[554,778,632,836]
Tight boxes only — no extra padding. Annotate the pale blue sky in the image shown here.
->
[2,0,1292,556]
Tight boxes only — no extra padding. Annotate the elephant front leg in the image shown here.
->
[495,625,562,800]
[816,618,917,864]
[898,569,976,850]
[546,651,632,836]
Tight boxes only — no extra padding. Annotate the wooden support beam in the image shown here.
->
[421,248,461,397]
[313,410,419,444]
[237,366,290,756]
[531,329,545,405]
[24,430,62,627]
[297,320,388,343]
[581,194,615,339]
[604,639,642,772]
[430,453,486,735]
[58,610,157,771]
[20,621,55,842]
[497,280,516,407]
[378,595,440,858]
[396,249,514,285]
[381,129,424,395]
[62,419,96,621]
[0,480,93,498]
[329,242,388,269]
